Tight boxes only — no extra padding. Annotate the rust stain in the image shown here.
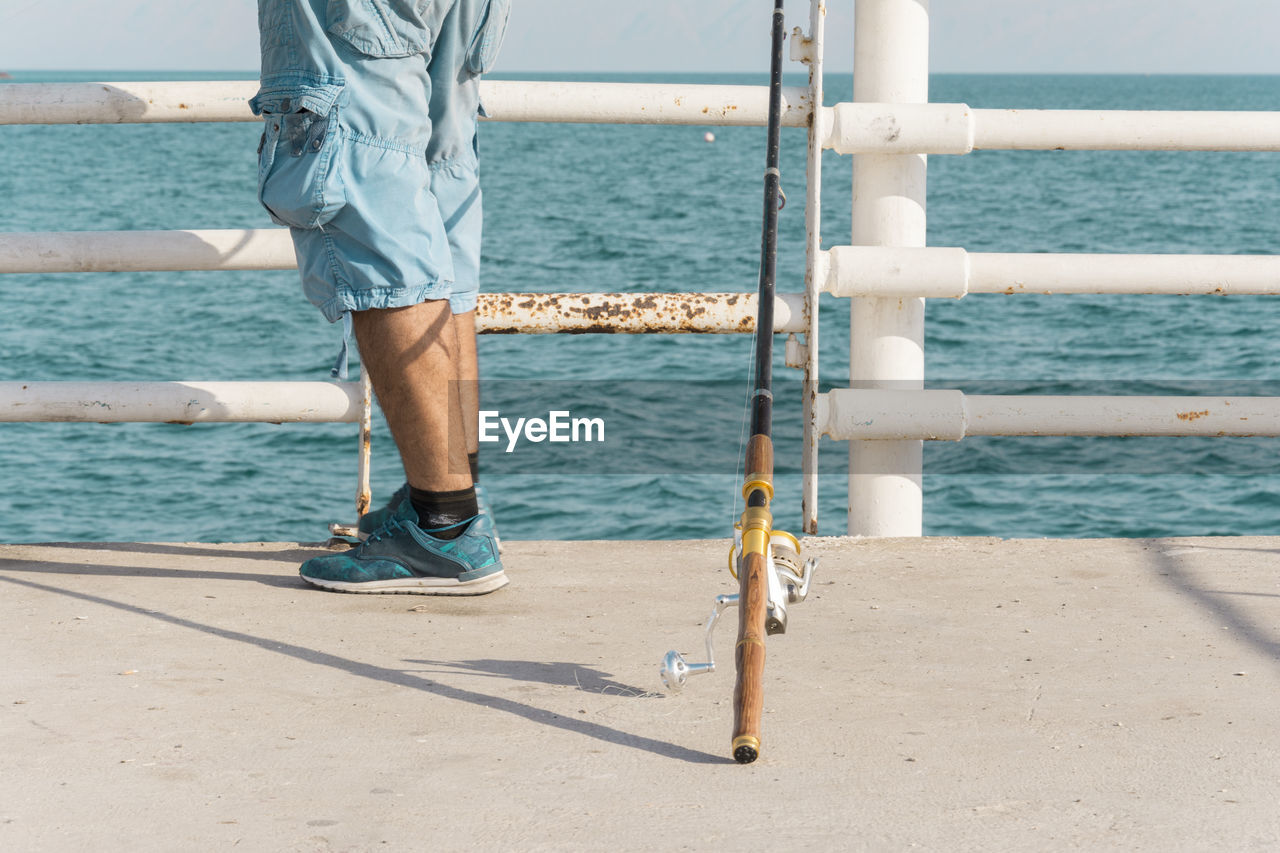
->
[178,103,189,109]
[1176,410,1210,421]
[477,293,765,334]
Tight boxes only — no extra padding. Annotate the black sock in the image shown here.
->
[409,486,479,540]
[468,451,479,484]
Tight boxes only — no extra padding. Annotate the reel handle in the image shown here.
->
[660,594,738,693]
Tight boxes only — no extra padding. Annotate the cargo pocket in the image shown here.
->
[255,86,348,230]
[466,0,511,74]
[327,0,435,58]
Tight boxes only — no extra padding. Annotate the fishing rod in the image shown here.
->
[660,0,817,765]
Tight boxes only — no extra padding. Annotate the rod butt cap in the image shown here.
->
[732,736,760,764]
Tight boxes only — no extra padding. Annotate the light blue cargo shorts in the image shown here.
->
[250,0,511,322]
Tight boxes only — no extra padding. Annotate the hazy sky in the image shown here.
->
[1,0,1277,74]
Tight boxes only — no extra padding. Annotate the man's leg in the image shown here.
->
[300,297,505,594]
[454,309,480,459]
[350,306,487,539]
[351,300,470,493]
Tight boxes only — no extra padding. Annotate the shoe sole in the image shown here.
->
[300,571,509,596]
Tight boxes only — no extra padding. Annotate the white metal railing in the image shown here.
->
[0,381,364,424]
[0,23,830,535]
[796,0,826,534]
[0,80,812,127]
[817,0,1280,537]
[821,102,1280,153]
[820,391,1280,440]
[0,229,805,333]
[6,0,1279,538]
[824,247,1280,298]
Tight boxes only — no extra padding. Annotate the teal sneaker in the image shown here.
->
[302,503,507,595]
[358,483,502,553]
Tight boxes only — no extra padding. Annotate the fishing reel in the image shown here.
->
[660,529,817,693]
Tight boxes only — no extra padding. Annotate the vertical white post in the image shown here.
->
[801,0,826,535]
[357,365,373,519]
[849,0,928,536]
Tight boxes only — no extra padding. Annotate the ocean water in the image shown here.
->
[2,71,1279,543]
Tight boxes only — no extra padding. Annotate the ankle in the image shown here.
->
[408,486,478,540]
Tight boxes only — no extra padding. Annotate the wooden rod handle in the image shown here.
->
[744,434,774,483]
[732,549,769,764]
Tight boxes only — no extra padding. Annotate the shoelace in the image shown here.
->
[365,517,405,545]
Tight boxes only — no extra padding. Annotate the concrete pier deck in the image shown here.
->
[2,536,1279,851]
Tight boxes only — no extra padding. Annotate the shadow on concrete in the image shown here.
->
[1146,543,1280,673]
[0,573,727,765]
[1152,541,1280,558]
[407,659,658,698]
[0,557,302,589]
[43,541,331,563]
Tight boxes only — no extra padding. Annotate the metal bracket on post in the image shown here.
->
[790,27,815,64]
[785,333,808,369]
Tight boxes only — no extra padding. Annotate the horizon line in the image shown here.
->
[4,69,1279,78]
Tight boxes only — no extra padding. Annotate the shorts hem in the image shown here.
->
[318,281,457,323]
[448,291,479,314]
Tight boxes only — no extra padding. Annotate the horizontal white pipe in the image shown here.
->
[0,229,297,273]
[975,108,1280,152]
[0,382,363,423]
[7,85,1274,149]
[0,81,810,127]
[0,229,802,333]
[820,103,1280,153]
[818,389,1280,440]
[824,246,1280,298]
[480,80,811,127]
[478,291,804,334]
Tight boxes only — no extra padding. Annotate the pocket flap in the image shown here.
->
[250,77,345,116]
[327,0,435,58]
[467,0,511,74]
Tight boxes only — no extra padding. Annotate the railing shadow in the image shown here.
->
[0,572,727,764]
[1146,540,1280,671]
[405,659,659,698]
[43,541,334,564]
[0,555,303,587]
